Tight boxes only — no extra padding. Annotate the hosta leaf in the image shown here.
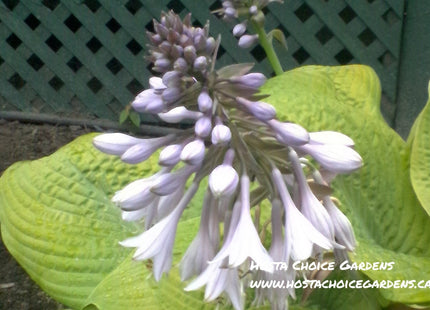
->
[0,134,155,308]
[261,65,430,304]
[410,82,430,215]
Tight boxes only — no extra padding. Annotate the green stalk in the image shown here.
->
[251,20,283,76]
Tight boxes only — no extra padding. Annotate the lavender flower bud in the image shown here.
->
[149,77,166,90]
[249,5,258,15]
[195,116,212,137]
[159,41,172,54]
[180,139,205,165]
[170,44,184,59]
[184,45,197,64]
[162,71,182,88]
[151,166,195,196]
[231,73,267,89]
[198,90,213,112]
[162,87,182,104]
[211,124,231,145]
[132,89,164,113]
[158,106,202,123]
[209,164,239,197]
[154,22,168,38]
[121,143,159,164]
[93,133,142,156]
[112,178,155,211]
[174,57,188,72]
[224,7,237,18]
[233,22,247,37]
[297,144,363,174]
[268,119,310,146]
[223,1,233,8]
[194,34,206,52]
[153,58,171,72]
[236,97,276,121]
[309,131,355,147]
[193,56,208,71]
[238,34,258,48]
[159,144,183,166]
[205,37,216,54]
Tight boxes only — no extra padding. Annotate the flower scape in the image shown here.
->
[92,10,362,310]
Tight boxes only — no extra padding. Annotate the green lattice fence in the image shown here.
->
[0,0,405,123]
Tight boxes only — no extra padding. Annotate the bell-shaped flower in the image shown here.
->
[289,150,335,239]
[198,90,213,112]
[296,143,363,174]
[268,119,310,146]
[309,131,355,147]
[195,116,212,137]
[271,168,333,261]
[93,133,144,156]
[158,144,183,166]
[235,97,276,121]
[211,175,274,272]
[323,196,356,251]
[120,182,199,280]
[208,164,238,198]
[238,34,258,48]
[158,106,202,123]
[185,259,243,310]
[211,124,231,145]
[181,190,219,281]
[231,73,266,89]
[180,139,206,165]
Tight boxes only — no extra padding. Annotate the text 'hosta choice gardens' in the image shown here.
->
[92,10,362,310]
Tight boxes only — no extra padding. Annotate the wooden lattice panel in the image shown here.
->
[0,0,404,121]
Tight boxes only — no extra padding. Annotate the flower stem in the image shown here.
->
[251,21,283,76]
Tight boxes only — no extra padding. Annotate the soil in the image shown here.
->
[0,119,91,310]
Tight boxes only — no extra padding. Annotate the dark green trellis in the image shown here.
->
[0,0,405,123]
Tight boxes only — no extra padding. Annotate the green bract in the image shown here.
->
[1,65,429,309]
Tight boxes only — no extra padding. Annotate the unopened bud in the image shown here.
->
[238,34,258,48]
[209,164,239,197]
[159,144,183,166]
[195,116,212,137]
[211,124,231,145]
[233,22,247,37]
[231,73,266,89]
[158,106,202,123]
[268,119,310,146]
[193,56,208,71]
[184,45,197,63]
[174,57,188,72]
[236,97,276,121]
[162,87,182,104]
[93,133,142,156]
[180,139,205,165]
[198,90,213,112]
[132,89,164,113]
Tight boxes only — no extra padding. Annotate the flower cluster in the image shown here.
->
[216,0,284,48]
[93,11,362,310]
